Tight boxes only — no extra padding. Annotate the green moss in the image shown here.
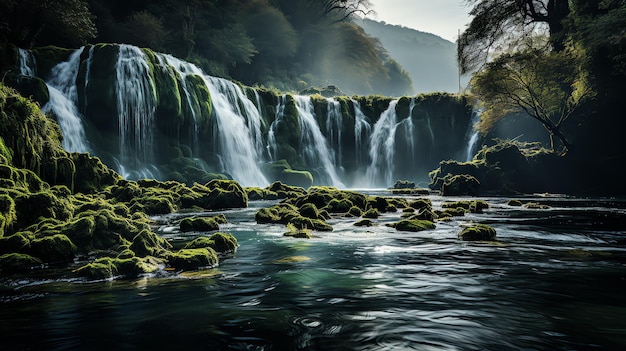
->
[278,168,314,188]
[184,232,238,253]
[298,202,320,220]
[458,224,497,241]
[325,198,354,214]
[180,217,220,232]
[29,234,77,263]
[0,253,43,273]
[409,198,432,211]
[362,208,380,219]
[14,191,73,229]
[347,206,363,217]
[167,248,218,271]
[0,232,30,254]
[393,219,436,232]
[129,229,170,257]
[441,174,481,196]
[283,223,313,239]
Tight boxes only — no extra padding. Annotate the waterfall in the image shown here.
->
[83,46,95,112]
[465,108,482,162]
[37,47,90,153]
[352,99,371,167]
[18,48,36,77]
[115,44,158,179]
[294,96,344,187]
[205,75,268,186]
[160,54,268,186]
[326,98,343,167]
[403,99,416,171]
[364,101,399,187]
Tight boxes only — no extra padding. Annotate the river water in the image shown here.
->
[2,192,626,350]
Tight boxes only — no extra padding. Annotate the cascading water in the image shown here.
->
[352,99,372,169]
[160,53,268,186]
[115,44,159,179]
[83,46,95,113]
[294,96,344,187]
[33,47,90,153]
[365,100,399,187]
[465,108,482,162]
[205,75,268,186]
[18,48,36,77]
[326,98,343,167]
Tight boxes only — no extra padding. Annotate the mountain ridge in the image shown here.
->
[356,18,469,94]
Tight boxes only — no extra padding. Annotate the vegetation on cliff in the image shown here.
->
[0,83,245,278]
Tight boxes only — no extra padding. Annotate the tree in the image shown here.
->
[315,0,374,23]
[0,0,97,48]
[458,0,570,74]
[471,48,592,154]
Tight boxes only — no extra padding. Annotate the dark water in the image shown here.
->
[2,193,626,350]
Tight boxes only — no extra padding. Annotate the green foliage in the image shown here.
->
[471,49,591,153]
[0,0,97,48]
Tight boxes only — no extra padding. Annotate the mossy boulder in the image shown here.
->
[74,256,159,279]
[392,219,436,232]
[392,180,415,189]
[354,219,374,227]
[362,208,380,219]
[0,253,43,273]
[441,174,480,196]
[180,217,221,232]
[184,232,238,254]
[458,224,497,241]
[0,232,31,254]
[30,234,77,263]
[129,229,171,257]
[278,168,314,188]
[167,248,219,271]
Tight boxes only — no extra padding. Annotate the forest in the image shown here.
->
[0,0,413,96]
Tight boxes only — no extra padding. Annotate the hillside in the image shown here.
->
[357,18,469,94]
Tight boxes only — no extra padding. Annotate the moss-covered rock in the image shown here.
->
[362,208,380,219]
[74,256,159,279]
[392,219,436,232]
[458,224,496,241]
[392,180,415,189]
[180,216,221,232]
[0,232,31,254]
[130,229,171,257]
[184,232,238,254]
[29,234,77,263]
[167,248,218,270]
[354,219,374,227]
[441,174,481,196]
[0,253,43,273]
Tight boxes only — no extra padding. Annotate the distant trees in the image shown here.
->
[0,0,411,95]
[458,0,570,74]
[0,0,97,47]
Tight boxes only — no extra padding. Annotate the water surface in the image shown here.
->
[2,194,625,350]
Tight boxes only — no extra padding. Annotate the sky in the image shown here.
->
[367,0,473,42]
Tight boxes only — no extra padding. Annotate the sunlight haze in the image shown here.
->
[368,0,472,42]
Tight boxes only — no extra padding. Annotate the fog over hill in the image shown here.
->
[357,18,470,94]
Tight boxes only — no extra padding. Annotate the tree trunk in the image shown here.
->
[546,0,570,51]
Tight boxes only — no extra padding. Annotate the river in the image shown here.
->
[1,192,625,350]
